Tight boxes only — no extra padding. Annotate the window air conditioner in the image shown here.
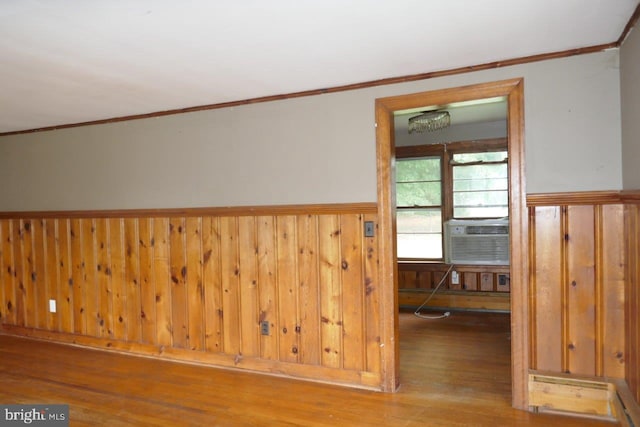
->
[444,218,509,265]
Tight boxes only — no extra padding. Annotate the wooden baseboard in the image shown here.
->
[0,324,381,391]
[399,290,510,312]
[529,371,640,425]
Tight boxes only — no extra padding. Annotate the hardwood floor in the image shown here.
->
[0,311,616,426]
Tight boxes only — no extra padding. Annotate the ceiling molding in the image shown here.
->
[0,42,617,138]
[618,2,640,44]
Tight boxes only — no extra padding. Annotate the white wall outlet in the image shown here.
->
[451,271,459,285]
[49,299,57,313]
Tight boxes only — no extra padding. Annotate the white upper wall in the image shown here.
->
[0,50,623,211]
[622,26,640,190]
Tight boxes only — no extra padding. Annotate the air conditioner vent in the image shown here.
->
[465,225,509,235]
[444,219,509,265]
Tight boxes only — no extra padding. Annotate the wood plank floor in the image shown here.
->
[0,311,616,426]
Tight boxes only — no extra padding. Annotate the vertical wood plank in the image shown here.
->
[169,217,188,349]
[95,218,112,338]
[297,214,320,366]
[1,221,15,326]
[138,218,156,344]
[363,214,381,374]
[186,217,204,351]
[257,216,277,360]
[276,215,299,363]
[531,206,563,372]
[109,218,127,340]
[600,205,625,378]
[203,217,223,353]
[480,273,494,292]
[57,219,73,333]
[32,219,47,330]
[435,271,451,290]
[0,221,3,323]
[12,220,25,327]
[340,214,365,371]
[70,219,86,334]
[43,220,59,331]
[462,272,478,291]
[153,218,173,347]
[319,215,342,369]
[21,220,36,328]
[417,270,431,289]
[627,205,640,401]
[566,205,596,376]
[81,219,100,337]
[238,216,259,357]
[124,218,141,343]
[220,217,240,355]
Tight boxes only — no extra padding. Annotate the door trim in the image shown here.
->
[374,78,528,410]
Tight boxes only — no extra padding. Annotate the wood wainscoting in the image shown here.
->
[624,195,640,403]
[398,263,511,312]
[0,203,383,390]
[528,193,626,381]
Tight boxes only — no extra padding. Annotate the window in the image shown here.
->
[452,151,508,218]
[396,157,442,259]
[395,140,508,260]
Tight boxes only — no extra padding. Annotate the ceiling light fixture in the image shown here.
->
[408,110,451,134]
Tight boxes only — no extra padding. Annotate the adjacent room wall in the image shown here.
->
[0,50,622,212]
[621,27,640,190]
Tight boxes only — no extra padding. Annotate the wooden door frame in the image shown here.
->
[374,78,529,410]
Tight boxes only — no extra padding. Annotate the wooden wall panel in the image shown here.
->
[1,221,15,325]
[256,216,277,360]
[297,214,321,366]
[186,217,204,351]
[238,216,258,357]
[529,201,625,381]
[600,205,625,377]
[109,218,126,341]
[220,217,240,355]
[530,206,563,372]
[153,218,172,347]
[625,204,640,403]
[203,216,223,353]
[124,218,141,343]
[32,220,46,330]
[341,214,364,371]
[397,263,510,312]
[21,220,36,329]
[137,218,155,344]
[43,220,59,331]
[363,213,381,374]
[169,217,188,349]
[12,220,25,327]
[276,216,299,363]
[70,219,85,335]
[565,206,596,375]
[0,206,382,390]
[319,215,343,369]
[81,219,99,337]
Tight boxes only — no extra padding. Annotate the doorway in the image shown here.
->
[374,78,529,410]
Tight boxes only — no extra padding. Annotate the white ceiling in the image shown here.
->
[1,0,638,134]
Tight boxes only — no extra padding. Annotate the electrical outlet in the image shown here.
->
[49,299,57,313]
[451,271,459,285]
[260,320,270,336]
